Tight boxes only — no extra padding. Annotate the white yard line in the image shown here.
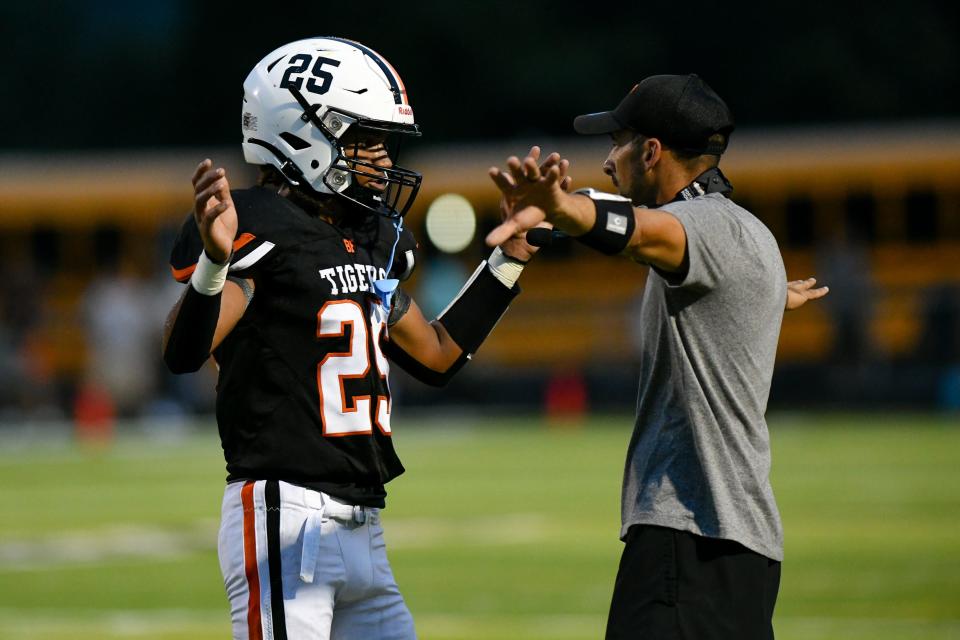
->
[0,513,548,571]
[0,610,957,639]
[0,609,603,638]
[0,522,218,571]
[0,609,224,637]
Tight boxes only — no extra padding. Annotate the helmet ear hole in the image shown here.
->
[311,160,320,169]
[279,132,310,150]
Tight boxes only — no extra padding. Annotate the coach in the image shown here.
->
[487,74,827,639]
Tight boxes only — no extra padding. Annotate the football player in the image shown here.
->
[162,37,560,640]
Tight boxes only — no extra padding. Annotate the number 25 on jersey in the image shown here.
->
[316,300,391,436]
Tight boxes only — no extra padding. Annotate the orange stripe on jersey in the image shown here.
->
[169,234,257,283]
[241,481,263,640]
[170,263,197,283]
[234,233,256,252]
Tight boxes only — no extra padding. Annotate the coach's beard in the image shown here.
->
[626,164,659,207]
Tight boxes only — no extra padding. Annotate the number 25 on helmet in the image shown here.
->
[241,37,422,219]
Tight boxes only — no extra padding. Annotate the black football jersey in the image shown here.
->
[169,187,418,507]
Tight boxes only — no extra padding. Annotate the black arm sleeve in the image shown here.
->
[381,262,517,387]
[381,339,471,388]
[437,263,519,355]
[163,286,222,374]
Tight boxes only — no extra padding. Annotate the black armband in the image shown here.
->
[437,261,520,354]
[574,191,636,255]
[387,286,411,327]
[381,340,470,387]
[163,286,221,374]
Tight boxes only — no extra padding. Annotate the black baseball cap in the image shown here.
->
[573,74,734,155]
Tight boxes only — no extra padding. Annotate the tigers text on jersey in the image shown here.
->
[169,187,418,507]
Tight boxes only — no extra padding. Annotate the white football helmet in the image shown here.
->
[242,37,422,218]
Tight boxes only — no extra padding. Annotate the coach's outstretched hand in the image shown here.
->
[192,159,238,264]
[785,277,830,310]
[486,146,573,248]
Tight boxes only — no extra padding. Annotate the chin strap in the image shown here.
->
[372,217,403,314]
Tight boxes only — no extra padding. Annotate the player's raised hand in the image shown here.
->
[192,159,237,264]
[486,146,571,247]
[493,148,571,221]
[493,149,570,261]
[785,277,830,311]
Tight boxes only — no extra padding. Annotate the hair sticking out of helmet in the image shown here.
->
[241,37,422,219]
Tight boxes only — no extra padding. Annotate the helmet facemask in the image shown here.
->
[288,87,422,220]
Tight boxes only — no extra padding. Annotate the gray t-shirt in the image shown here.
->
[622,192,786,561]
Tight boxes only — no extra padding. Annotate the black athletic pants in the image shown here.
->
[605,525,781,640]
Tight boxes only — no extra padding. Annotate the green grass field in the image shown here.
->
[0,413,957,639]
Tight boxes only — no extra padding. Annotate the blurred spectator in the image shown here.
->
[817,218,874,364]
[915,285,960,365]
[914,285,960,410]
[0,251,63,422]
[80,265,159,417]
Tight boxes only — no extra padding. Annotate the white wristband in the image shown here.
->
[486,247,525,289]
[190,251,230,296]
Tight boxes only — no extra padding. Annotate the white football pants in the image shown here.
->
[218,479,416,640]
